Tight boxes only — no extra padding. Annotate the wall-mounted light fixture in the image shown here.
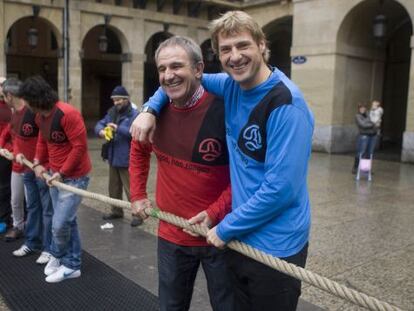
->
[372,0,387,46]
[373,15,387,43]
[98,14,111,53]
[27,5,40,49]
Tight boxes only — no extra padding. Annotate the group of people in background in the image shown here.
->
[353,100,384,174]
[0,10,316,311]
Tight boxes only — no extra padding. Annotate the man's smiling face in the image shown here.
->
[156,45,202,107]
[217,30,266,90]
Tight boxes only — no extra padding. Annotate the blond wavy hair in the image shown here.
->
[209,11,270,62]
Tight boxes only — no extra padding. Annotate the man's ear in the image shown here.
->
[258,40,266,54]
[195,61,204,79]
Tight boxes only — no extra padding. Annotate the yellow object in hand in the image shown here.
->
[103,126,114,141]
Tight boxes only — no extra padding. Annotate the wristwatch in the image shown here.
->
[140,105,158,118]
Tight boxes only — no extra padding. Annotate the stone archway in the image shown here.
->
[263,16,293,77]
[336,0,412,156]
[5,16,60,90]
[81,25,124,127]
[143,32,172,102]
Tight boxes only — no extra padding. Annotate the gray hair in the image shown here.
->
[155,36,203,66]
[2,78,22,97]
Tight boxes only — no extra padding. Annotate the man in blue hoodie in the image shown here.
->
[95,86,142,226]
[131,11,314,311]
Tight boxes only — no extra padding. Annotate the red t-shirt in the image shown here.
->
[12,106,39,172]
[130,92,231,246]
[35,101,91,178]
[0,105,37,173]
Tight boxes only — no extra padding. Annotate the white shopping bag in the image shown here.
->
[359,159,372,172]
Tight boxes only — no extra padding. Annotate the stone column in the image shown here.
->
[290,44,356,153]
[67,5,82,110]
[0,1,5,76]
[402,35,414,163]
[57,55,64,100]
[123,53,145,107]
[123,17,145,107]
[290,0,357,153]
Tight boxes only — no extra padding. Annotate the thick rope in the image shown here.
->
[0,149,403,311]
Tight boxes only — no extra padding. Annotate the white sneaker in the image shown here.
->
[12,245,33,257]
[44,256,61,276]
[36,252,52,265]
[45,265,81,283]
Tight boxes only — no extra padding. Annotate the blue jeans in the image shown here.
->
[37,177,53,252]
[356,135,378,159]
[49,175,89,270]
[23,171,53,251]
[157,237,235,311]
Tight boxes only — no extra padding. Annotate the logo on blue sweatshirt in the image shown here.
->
[243,125,262,151]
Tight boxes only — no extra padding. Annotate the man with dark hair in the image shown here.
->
[0,78,53,264]
[130,36,234,311]
[19,76,91,283]
[95,85,141,226]
[0,77,12,231]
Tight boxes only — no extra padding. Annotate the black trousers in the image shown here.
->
[157,237,235,311]
[0,157,12,223]
[226,243,308,311]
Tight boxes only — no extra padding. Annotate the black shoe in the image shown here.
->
[102,213,123,220]
[130,217,143,227]
[4,227,24,242]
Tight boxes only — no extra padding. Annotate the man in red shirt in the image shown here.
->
[1,78,53,265]
[0,77,12,230]
[129,36,234,311]
[19,76,91,283]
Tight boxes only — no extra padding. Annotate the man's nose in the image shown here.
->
[164,68,175,79]
[229,47,242,61]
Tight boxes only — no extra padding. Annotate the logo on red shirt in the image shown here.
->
[21,123,34,136]
[51,131,66,143]
[198,138,222,162]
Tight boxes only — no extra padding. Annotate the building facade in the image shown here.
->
[1,0,413,162]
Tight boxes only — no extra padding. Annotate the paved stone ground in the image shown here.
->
[1,138,413,310]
